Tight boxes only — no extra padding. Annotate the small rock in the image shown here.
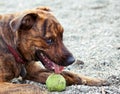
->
[75,60,84,65]
[79,86,90,93]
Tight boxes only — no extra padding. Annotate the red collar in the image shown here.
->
[0,32,26,77]
[0,32,25,64]
[6,44,25,64]
[1,35,25,64]
[7,43,27,77]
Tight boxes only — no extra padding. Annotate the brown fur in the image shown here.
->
[0,7,108,93]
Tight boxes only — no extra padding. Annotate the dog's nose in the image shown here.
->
[64,56,75,66]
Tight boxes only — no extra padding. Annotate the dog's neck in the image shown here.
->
[1,35,25,64]
[7,44,25,64]
[0,20,25,64]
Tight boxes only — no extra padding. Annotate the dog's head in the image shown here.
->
[9,7,75,73]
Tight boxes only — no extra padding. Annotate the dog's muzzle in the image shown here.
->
[59,55,75,66]
[35,50,75,73]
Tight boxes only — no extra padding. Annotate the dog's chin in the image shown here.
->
[35,50,64,73]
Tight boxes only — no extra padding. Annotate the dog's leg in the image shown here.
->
[61,71,109,86]
[0,82,47,94]
[24,62,108,86]
[0,54,47,94]
[0,54,21,82]
[24,61,52,84]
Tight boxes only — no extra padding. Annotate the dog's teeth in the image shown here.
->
[40,53,44,57]
[45,59,47,62]
[42,56,45,59]
[35,47,39,50]
[52,66,54,69]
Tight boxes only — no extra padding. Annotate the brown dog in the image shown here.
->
[0,7,108,94]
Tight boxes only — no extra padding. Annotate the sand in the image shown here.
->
[0,0,120,93]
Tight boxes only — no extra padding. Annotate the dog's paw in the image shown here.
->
[81,77,110,86]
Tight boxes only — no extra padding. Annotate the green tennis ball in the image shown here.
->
[46,73,66,92]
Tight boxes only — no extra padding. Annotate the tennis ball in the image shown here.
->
[46,73,66,92]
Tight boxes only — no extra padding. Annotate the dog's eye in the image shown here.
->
[46,38,54,45]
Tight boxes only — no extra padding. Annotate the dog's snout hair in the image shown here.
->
[56,43,75,66]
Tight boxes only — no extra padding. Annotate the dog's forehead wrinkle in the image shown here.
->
[45,19,62,37]
[42,19,48,37]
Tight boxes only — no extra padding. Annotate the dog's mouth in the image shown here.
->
[35,50,64,73]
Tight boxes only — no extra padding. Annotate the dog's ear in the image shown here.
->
[9,13,38,32]
[36,6,51,11]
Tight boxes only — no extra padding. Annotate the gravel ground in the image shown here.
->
[0,0,120,94]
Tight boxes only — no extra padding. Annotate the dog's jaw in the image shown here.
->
[36,50,64,73]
